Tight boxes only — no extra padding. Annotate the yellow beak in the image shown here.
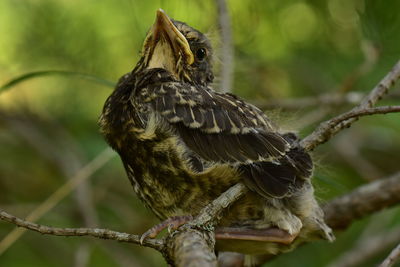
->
[149,9,194,65]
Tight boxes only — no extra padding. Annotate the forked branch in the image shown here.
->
[301,60,400,151]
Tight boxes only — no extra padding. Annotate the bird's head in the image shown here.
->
[137,9,214,86]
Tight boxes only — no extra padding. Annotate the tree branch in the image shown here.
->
[1,172,400,266]
[323,172,400,230]
[301,59,400,151]
[0,209,164,251]
[161,183,248,267]
[0,182,248,267]
[164,229,217,267]
[2,172,400,264]
[299,105,400,151]
[379,243,400,267]
[333,105,400,122]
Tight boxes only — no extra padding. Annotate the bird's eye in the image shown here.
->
[195,48,207,61]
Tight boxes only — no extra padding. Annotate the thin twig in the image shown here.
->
[0,209,163,251]
[308,105,400,142]
[379,243,400,267]
[301,59,400,151]
[327,105,400,127]
[215,0,233,93]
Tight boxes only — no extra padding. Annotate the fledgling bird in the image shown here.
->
[99,9,334,258]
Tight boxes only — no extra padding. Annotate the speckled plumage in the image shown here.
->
[99,10,333,256]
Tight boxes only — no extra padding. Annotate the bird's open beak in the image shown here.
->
[145,9,194,66]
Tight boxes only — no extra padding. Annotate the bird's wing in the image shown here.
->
[139,78,290,164]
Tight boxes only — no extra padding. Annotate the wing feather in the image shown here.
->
[139,79,289,164]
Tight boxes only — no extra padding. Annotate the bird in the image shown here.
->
[99,9,333,258]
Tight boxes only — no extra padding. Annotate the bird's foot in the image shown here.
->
[273,213,302,236]
[140,215,193,244]
[315,217,335,242]
[264,207,303,236]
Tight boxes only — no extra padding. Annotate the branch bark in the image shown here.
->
[301,59,400,151]
[323,172,400,230]
[379,243,400,267]
[163,183,248,267]
[314,105,400,128]
[164,229,217,267]
[0,209,164,251]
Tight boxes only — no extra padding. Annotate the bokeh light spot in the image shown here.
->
[279,3,319,43]
[328,0,361,28]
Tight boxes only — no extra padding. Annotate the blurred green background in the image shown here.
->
[1,0,400,266]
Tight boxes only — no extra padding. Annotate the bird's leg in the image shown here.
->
[140,215,193,244]
[215,227,297,244]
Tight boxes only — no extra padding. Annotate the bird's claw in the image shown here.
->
[139,215,193,244]
[167,223,175,234]
[139,232,149,245]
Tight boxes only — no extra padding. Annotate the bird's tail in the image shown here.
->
[239,132,313,198]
